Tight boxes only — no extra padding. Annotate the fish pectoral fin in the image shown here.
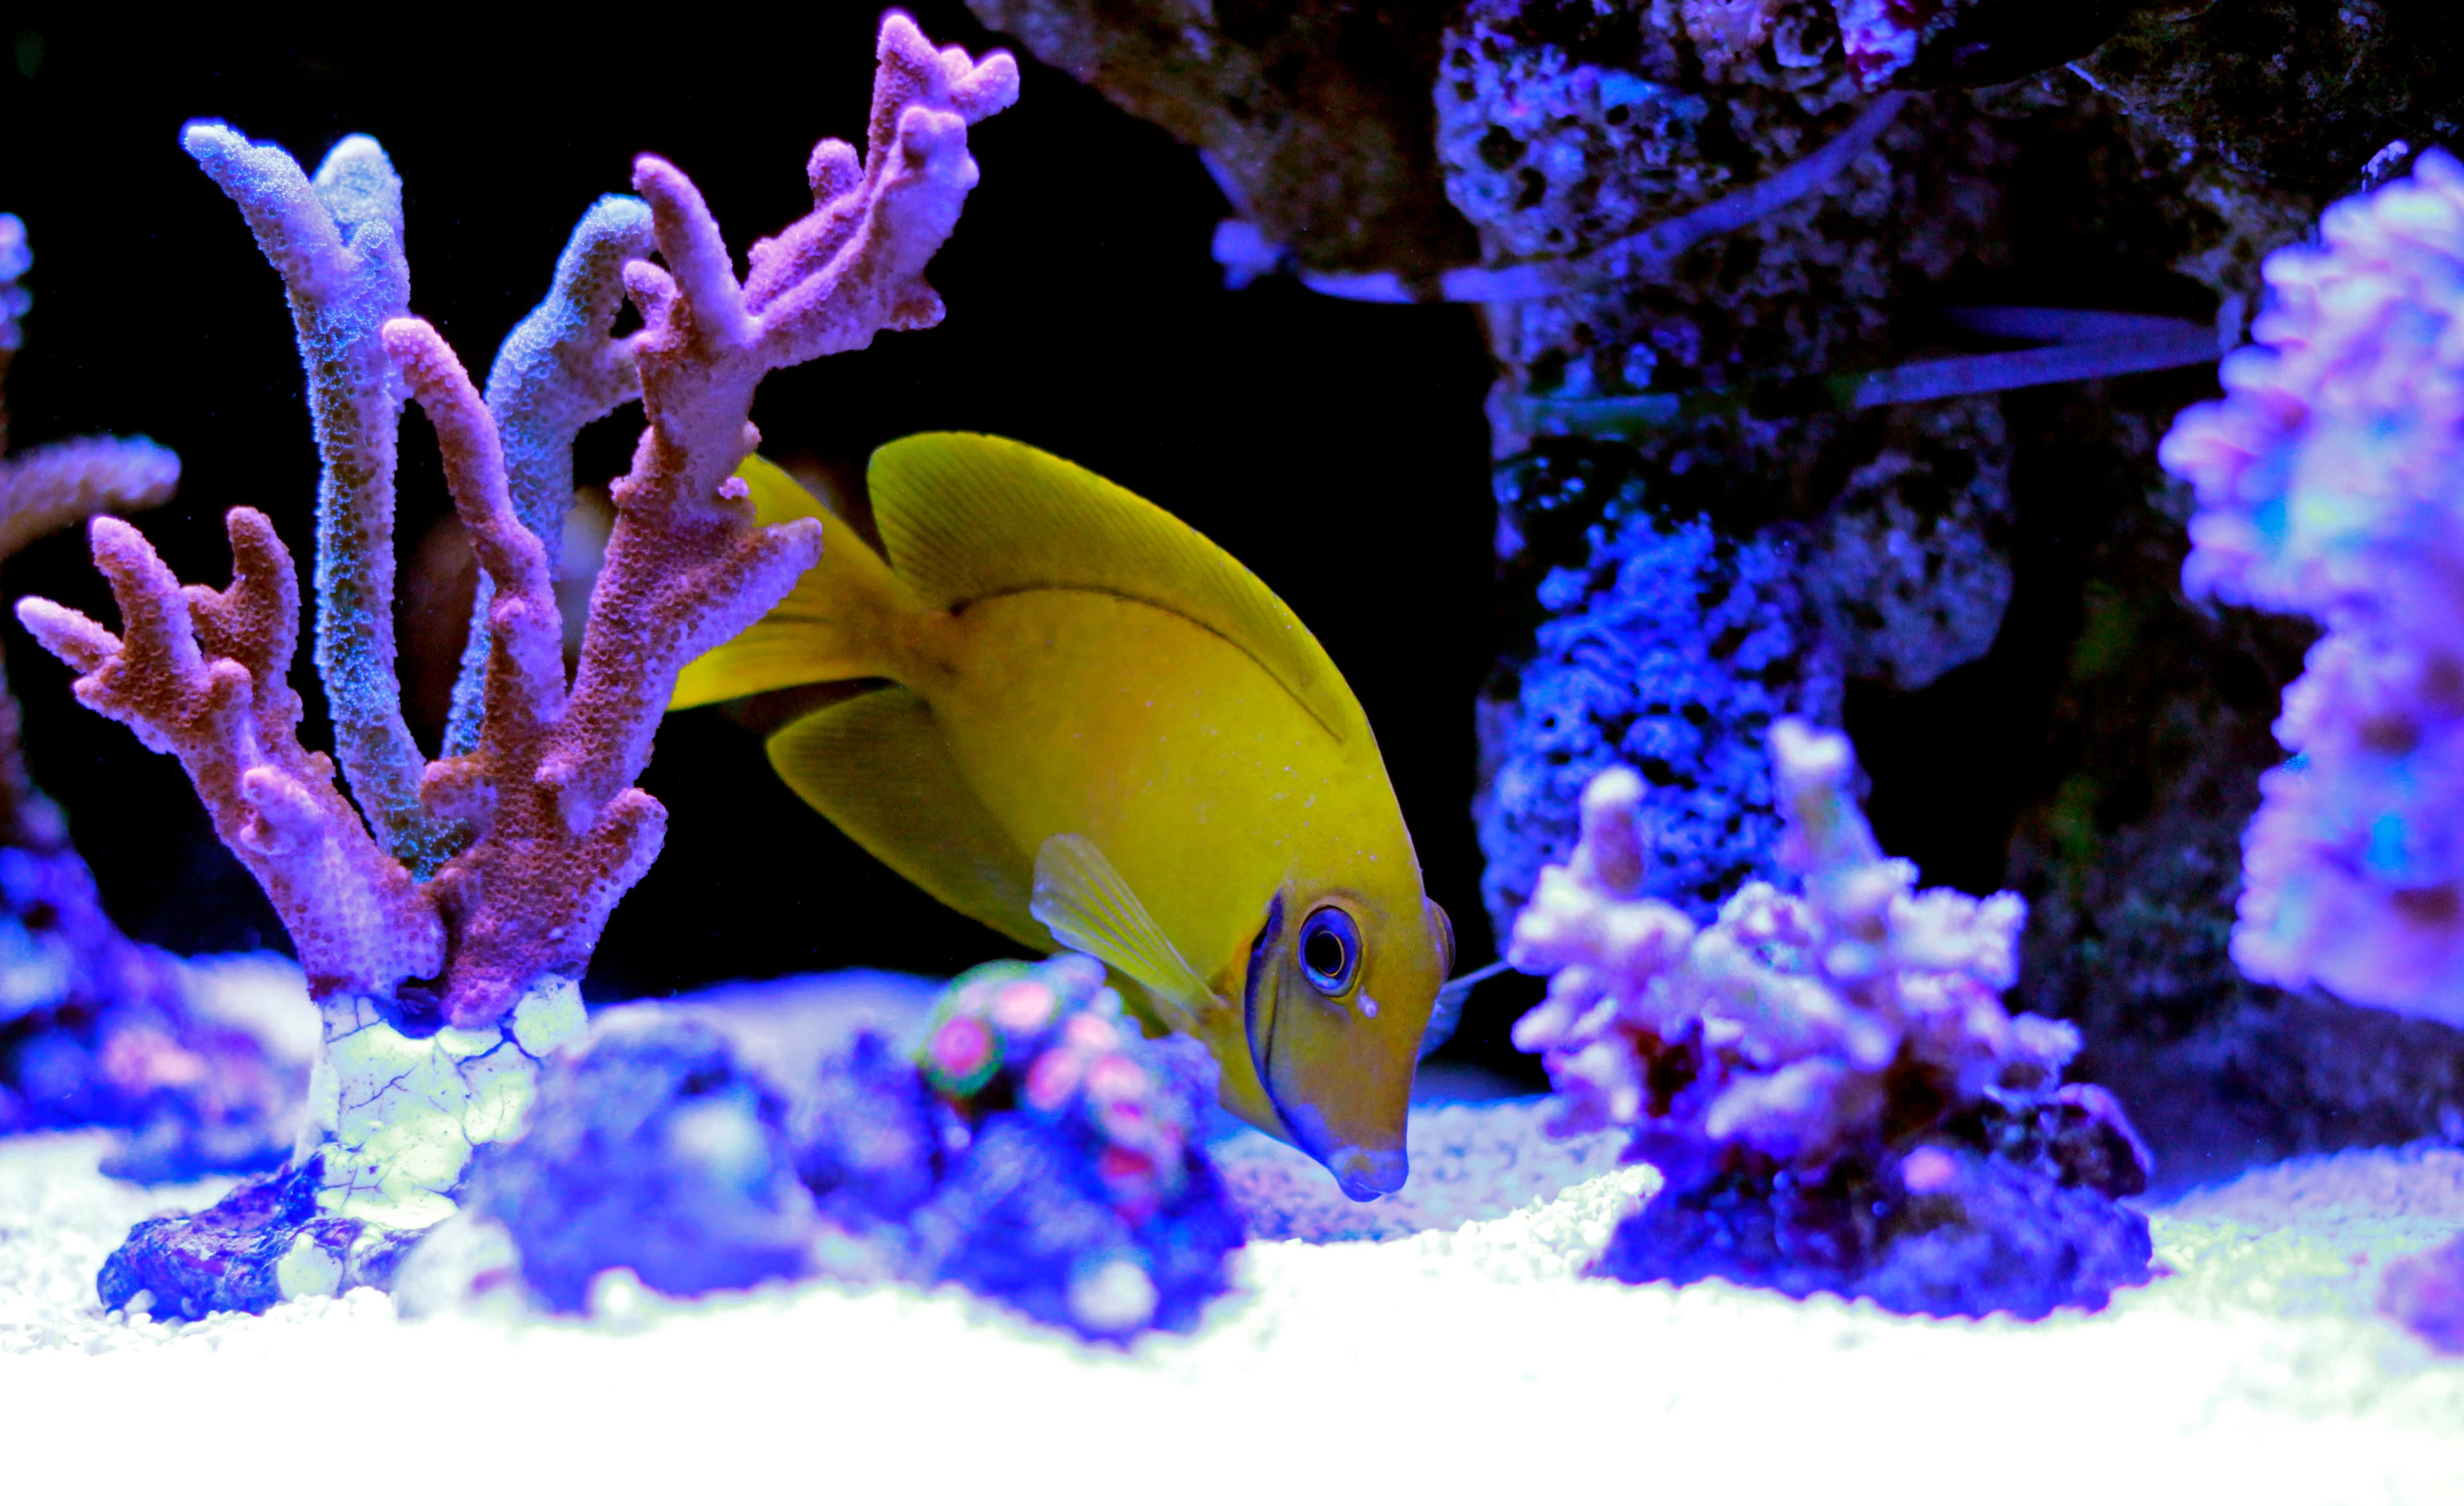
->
[767,687,1045,950]
[1421,959,1510,1060]
[1029,834,1217,1035]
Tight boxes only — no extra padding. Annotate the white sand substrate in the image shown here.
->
[3,977,2462,1502]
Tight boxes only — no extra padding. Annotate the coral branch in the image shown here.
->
[557,13,1016,824]
[14,514,442,998]
[0,437,181,557]
[441,197,658,757]
[385,319,565,730]
[182,125,458,871]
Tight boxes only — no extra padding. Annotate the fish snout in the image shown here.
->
[1329,1145,1409,1202]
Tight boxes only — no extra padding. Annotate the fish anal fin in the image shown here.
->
[869,433,1358,743]
[766,688,1043,949]
[1030,834,1217,1034]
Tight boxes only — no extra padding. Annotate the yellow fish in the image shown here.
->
[671,434,1451,1199]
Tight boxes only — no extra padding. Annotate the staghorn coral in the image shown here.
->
[2161,149,2464,1026]
[1509,721,2152,1316]
[0,213,300,1182]
[19,14,1018,1315]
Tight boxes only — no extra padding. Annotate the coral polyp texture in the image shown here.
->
[2162,149,2464,1027]
[420,957,1238,1342]
[15,15,1017,1318]
[844,955,1240,1340]
[1509,721,2153,1317]
[0,214,300,1183]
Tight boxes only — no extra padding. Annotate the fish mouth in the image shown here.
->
[1327,1146,1409,1201]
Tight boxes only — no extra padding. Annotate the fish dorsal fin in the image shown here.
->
[869,432,1357,742]
[1030,834,1217,1035]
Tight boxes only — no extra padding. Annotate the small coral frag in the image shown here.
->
[1510,720,2152,1317]
[811,957,1243,1341]
[18,14,1017,1316]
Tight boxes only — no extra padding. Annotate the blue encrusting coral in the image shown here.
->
[459,955,1240,1342]
[466,1022,818,1312]
[1480,442,1840,932]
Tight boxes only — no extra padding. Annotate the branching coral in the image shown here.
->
[0,213,300,1181]
[1509,721,2152,1316]
[19,14,1017,1313]
[2161,149,2464,1025]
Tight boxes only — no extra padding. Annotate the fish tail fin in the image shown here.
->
[670,456,923,710]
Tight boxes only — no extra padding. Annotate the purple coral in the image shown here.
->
[2160,149,2464,1025]
[1509,720,2153,1317]
[16,14,1018,1319]
[0,212,296,1182]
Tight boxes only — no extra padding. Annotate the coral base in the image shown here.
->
[1600,1147,2153,1319]
[96,1154,422,1319]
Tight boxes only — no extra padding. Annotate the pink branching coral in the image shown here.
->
[12,15,1016,1312]
[0,213,297,1181]
[1507,721,2151,1315]
[2160,149,2464,1025]
[0,215,179,557]
[17,16,1018,1031]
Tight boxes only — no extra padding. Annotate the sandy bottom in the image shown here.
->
[4,989,2463,1502]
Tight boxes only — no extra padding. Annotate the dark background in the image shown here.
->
[0,6,1548,1076]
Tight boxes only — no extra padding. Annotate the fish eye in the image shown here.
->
[1299,907,1362,997]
